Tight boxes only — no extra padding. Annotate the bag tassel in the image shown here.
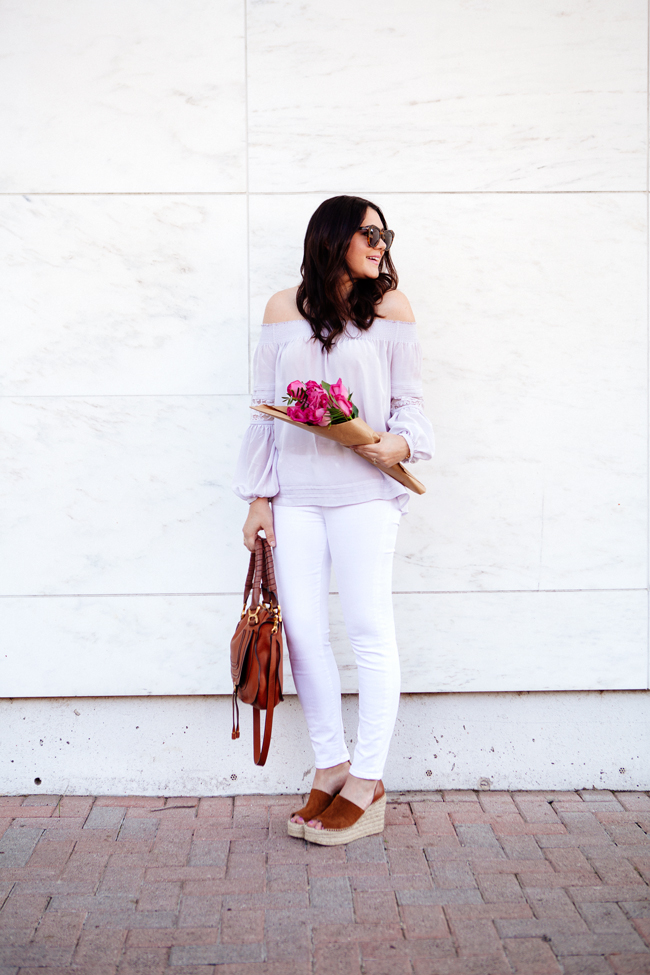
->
[231,687,240,740]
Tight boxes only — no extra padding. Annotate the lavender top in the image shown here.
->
[232,319,434,513]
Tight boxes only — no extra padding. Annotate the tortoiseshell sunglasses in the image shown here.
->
[358,225,395,251]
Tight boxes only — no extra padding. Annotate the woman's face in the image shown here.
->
[345,207,386,281]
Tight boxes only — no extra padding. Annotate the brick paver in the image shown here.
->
[0,791,648,973]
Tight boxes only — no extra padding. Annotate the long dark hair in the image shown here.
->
[296,195,398,352]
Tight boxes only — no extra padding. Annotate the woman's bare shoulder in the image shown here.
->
[263,286,301,324]
[376,288,415,322]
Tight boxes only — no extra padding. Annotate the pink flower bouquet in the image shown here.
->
[283,378,359,427]
[250,379,425,495]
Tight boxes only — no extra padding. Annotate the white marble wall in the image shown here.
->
[1,0,647,701]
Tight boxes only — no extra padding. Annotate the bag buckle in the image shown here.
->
[248,606,261,624]
[271,605,282,635]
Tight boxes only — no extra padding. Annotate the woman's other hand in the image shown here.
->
[243,497,276,551]
[352,432,410,468]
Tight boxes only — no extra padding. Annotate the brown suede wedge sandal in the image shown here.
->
[287,788,337,839]
[303,781,386,846]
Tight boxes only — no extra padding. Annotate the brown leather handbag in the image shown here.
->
[230,536,284,766]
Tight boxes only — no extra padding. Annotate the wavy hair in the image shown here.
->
[296,195,398,352]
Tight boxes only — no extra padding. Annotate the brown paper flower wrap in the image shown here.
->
[251,404,425,495]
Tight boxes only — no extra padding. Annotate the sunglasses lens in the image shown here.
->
[361,226,394,250]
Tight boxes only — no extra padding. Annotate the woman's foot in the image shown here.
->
[307,773,377,830]
[289,760,350,827]
[303,780,386,845]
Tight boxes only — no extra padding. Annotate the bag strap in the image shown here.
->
[250,536,279,609]
[261,537,279,602]
[252,632,280,766]
[251,536,264,606]
[242,536,281,617]
[242,544,257,606]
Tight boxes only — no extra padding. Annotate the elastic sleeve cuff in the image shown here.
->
[400,431,415,464]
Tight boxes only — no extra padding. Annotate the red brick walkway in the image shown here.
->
[0,790,649,974]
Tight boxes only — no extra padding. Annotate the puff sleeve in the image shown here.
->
[386,330,434,464]
[232,332,280,502]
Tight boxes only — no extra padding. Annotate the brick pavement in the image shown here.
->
[0,790,649,973]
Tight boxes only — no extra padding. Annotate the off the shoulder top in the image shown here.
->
[232,318,434,513]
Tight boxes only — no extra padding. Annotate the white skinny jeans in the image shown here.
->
[272,499,402,780]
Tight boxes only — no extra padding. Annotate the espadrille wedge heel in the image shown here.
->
[303,781,386,846]
[287,788,337,838]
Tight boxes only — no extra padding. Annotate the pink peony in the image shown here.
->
[304,405,329,426]
[287,404,308,422]
[328,377,353,416]
[329,378,349,400]
[286,380,307,400]
[305,382,329,412]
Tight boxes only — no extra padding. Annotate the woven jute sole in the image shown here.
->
[287,791,334,839]
[303,793,386,846]
[287,818,305,839]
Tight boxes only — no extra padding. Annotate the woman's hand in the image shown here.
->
[352,432,410,468]
[242,497,276,552]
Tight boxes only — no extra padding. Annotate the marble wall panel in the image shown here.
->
[391,191,647,593]
[0,0,246,192]
[334,590,648,693]
[247,0,646,193]
[2,589,644,697]
[412,590,648,691]
[0,195,249,396]
[0,395,252,596]
[249,192,647,593]
[1,594,241,697]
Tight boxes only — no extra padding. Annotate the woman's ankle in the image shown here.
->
[339,774,379,810]
[312,760,350,794]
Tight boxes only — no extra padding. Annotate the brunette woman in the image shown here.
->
[233,196,433,845]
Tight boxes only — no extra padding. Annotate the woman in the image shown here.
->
[233,196,433,845]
